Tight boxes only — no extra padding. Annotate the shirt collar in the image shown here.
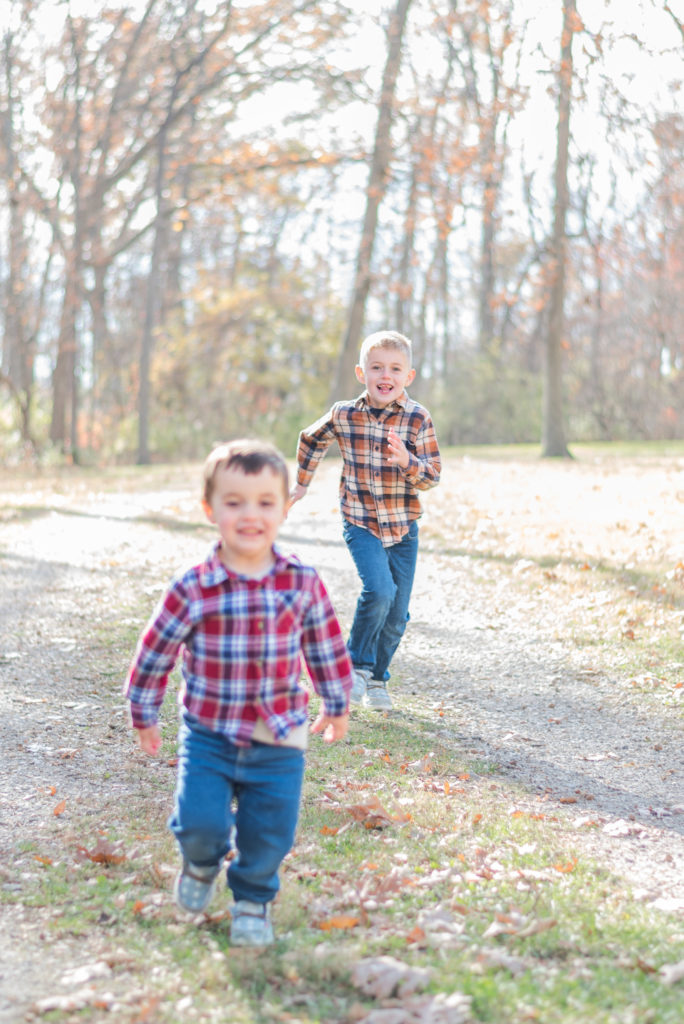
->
[199,542,299,587]
[355,390,408,412]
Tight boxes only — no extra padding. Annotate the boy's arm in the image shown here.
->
[124,582,191,734]
[293,407,338,492]
[300,574,353,732]
[401,414,441,491]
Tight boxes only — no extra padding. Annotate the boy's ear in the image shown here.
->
[354,364,365,384]
[406,367,416,386]
[201,498,215,523]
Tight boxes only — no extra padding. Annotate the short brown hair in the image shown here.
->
[202,439,289,504]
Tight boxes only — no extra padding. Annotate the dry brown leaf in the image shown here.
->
[347,794,394,829]
[356,991,471,1024]
[351,955,432,999]
[660,959,684,986]
[53,799,66,817]
[75,837,126,866]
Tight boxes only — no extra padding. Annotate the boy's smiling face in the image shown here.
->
[202,465,287,577]
[355,344,416,409]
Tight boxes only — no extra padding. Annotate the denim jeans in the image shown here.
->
[342,519,419,682]
[168,714,305,904]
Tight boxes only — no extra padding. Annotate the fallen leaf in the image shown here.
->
[53,799,66,817]
[351,955,432,999]
[347,794,394,830]
[660,959,684,986]
[75,837,126,866]
[318,914,360,931]
[60,962,112,987]
[552,858,577,873]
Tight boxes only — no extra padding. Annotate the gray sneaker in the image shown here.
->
[350,667,372,704]
[174,862,220,913]
[230,900,274,947]
[363,680,393,710]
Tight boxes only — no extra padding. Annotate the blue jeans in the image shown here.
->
[343,519,419,682]
[168,715,305,904]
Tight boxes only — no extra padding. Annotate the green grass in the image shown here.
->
[3,452,684,1022]
[6,701,683,1023]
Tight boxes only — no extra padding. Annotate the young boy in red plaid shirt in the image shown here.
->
[290,330,441,711]
[125,439,352,946]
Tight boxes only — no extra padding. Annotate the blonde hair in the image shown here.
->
[202,439,289,504]
[359,330,412,369]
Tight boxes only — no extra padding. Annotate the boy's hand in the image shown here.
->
[311,711,349,743]
[136,724,162,756]
[287,483,308,510]
[387,427,410,469]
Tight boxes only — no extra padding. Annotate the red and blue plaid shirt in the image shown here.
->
[124,543,352,746]
[296,391,441,547]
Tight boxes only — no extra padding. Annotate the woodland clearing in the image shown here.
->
[0,446,683,1023]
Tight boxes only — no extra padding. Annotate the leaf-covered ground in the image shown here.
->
[0,448,683,1022]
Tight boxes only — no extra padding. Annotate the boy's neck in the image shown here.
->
[366,389,404,411]
[217,543,276,580]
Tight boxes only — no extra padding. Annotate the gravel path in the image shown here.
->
[1,460,683,1019]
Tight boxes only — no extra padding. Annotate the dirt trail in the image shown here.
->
[0,458,683,1020]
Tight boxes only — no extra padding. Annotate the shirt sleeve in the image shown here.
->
[123,580,193,729]
[300,572,353,715]
[295,406,339,488]
[402,412,441,491]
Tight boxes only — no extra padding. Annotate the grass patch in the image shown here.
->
[7,701,684,1023]
[4,451,684,1021]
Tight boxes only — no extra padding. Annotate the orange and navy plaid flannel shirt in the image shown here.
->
[295,390,441,547]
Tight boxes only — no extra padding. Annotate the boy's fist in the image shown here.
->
[387,427,410,469]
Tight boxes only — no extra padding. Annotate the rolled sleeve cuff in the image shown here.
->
[129,703,158,730]
[296,469,314,487]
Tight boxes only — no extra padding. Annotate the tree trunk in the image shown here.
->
[50,15,83,460]
[330,0,413,400]
[137,128,167,465]
[542,0,575,457]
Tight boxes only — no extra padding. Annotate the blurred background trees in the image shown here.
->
[1,0,682,464]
